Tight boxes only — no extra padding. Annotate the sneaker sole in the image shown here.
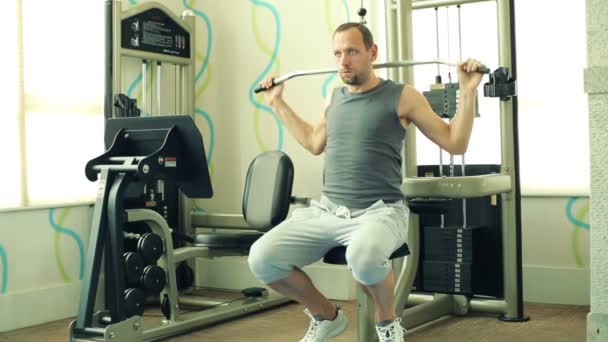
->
[329,317,349,338]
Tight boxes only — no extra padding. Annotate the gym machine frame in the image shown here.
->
[70,2,290,341]
[250,0,524,340]
[374,0,527,341]
[72,1,525,341]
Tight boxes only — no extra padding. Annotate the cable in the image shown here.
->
[457,4,467,228]
[446,6,455,179]
[457,5,463,61]
[446,6,452,82]
[434,7,441,82]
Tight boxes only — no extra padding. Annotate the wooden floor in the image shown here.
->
[0,301,588,342]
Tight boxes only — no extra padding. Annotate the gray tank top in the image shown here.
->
[322,79,406,209]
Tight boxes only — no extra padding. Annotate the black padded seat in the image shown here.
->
[193,232,263,248]
[407,198,452,215]
[323,243,411,265]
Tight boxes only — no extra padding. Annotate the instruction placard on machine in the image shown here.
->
[122,8,191,58]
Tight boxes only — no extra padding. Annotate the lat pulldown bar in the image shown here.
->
[253,59,491,93]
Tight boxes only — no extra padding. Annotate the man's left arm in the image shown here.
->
[398,59,485,155]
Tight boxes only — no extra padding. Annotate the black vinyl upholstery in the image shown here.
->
[242,151,294,232]
[323,243,411,265]
[194,151,293,248]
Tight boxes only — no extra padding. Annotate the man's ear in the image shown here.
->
[370,44,378,62]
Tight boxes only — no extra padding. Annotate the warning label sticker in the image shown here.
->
[165,157,177,167]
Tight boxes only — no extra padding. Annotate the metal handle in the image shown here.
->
[253,59,490,93]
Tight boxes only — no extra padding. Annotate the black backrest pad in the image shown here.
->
[104,115,212,198]
[242,151,294,232]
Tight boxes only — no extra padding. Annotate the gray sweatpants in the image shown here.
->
[248,195,409,286]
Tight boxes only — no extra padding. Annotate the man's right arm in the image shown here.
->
[269,98,327,155]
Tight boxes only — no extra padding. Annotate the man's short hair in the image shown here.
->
[333,23,374,49]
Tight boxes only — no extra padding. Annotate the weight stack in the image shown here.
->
[423,84,459,119]
[422,225,493,295]
[415,164,504,298]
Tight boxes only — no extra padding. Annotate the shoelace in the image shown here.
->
[301,309,325,341]
[376,318,407,342]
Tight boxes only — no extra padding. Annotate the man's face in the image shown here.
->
[332,28,376,86]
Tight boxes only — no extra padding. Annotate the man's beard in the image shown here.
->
[340,70,368,86]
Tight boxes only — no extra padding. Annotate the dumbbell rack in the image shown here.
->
[73,117,198,334]
[71,116,290,342]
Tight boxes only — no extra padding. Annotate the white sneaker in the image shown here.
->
[299,307,349,342]
[375,317,407,342]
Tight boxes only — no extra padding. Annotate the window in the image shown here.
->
[412,1,588,194]
[2,0,105,209]
[515,0,588,194]
[412,2,501,171]
[0,0,21,208]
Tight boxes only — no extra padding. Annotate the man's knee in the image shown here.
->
[247,237,290,284]
[346,244,391,286]
[247,238,269,278]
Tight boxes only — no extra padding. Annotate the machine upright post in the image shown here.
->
[75,170,112,329]
[112,0,122,119]
[496,0,527,321]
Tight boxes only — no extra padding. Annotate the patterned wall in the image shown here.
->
[0,207,92,296]
[0,1,590,305]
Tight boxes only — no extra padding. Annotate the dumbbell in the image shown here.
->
[124,232,164,265]
[124,288,145,318]
[175,262,194,291]
[140,265,166,294]
[124,252,144,286]
[125,252,166,293]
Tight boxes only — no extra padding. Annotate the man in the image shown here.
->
[249,22,484,342]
